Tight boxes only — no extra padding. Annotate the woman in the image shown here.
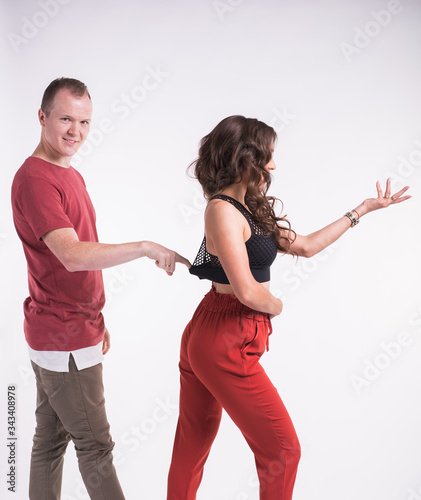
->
[167,115,410,499]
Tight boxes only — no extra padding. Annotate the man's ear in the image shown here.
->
[38,108,46,127]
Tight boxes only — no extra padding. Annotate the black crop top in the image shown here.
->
[189,194,278,284]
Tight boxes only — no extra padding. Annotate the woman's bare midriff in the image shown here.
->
[213,281,270,295]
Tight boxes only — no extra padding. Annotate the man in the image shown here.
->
[11,77,190,500]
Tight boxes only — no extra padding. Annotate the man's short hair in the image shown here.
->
[41,77,91,116]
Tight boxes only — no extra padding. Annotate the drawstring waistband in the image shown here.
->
[201,285,269,317]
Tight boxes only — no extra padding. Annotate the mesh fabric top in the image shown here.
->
[189,194,278,284]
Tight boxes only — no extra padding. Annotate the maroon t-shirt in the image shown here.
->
[11,157,105,351]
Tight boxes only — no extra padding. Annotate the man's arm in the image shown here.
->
[42,227,191,275]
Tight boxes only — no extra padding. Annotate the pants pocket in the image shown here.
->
[32,362,65,391]
[40,373,65,390]
[241,319,267,357]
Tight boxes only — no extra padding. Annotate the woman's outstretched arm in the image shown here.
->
[279,179,411,258]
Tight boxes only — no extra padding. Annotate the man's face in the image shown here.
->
[39,88,92,160]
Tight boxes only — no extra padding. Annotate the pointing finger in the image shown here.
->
[176,253,192,268]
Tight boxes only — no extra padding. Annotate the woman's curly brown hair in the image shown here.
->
[190,115,295,254]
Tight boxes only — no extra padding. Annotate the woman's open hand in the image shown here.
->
[359,178,411,215]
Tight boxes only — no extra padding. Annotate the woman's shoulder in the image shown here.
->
[205,197,231,218]
[205,197,249,234]
[206,196,241,216]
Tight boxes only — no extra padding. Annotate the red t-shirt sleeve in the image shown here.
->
[16,176,75,241]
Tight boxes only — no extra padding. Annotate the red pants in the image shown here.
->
[167,287,300,499]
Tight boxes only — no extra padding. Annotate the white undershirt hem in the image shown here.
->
[28,341,104,372]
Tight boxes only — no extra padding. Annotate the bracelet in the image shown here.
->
[344,211,359,227]
[352,209,360,219]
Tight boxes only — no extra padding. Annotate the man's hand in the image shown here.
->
[142,241,191,275]
[102,327,111,355]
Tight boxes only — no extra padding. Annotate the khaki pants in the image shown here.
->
[30,355,125,500]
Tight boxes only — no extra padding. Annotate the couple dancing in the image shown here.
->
[11,77,410,499]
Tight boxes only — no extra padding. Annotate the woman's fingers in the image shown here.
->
[368,179,411,212]
[376,180,383,199]
[377,178,410,204]
[392,194,412,204]
[384,177,392,198]
[391,185,410,201]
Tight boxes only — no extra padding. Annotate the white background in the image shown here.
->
[1,0,421,499]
